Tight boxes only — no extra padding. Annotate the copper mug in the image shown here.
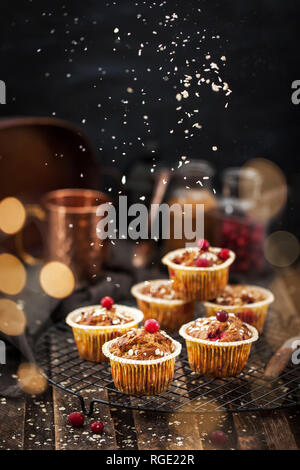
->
[16,188,110,284]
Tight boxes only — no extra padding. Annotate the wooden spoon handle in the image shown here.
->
[264,347,292,379]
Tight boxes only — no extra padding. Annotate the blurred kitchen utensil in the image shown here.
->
[264,335,300,379]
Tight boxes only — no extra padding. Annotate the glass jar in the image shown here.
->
[208,167,267,274]
[164,160,217,252]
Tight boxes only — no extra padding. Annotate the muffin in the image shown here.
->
[203,284,274,334]
[131,279,196,331]
[66,296,143,362]
[162,239,235,301]
[102,320,181,395]
[179,312,258,377]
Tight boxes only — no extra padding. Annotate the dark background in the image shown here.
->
[0,0,299,234]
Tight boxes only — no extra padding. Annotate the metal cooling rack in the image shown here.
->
[35,310,300,415]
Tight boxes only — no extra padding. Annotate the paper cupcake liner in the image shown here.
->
[179,321,258,378]
[102,334,181,395]
[66,305,144,362]
[203,287,274,334]
[131,280,195,331]
[162,247,235,301]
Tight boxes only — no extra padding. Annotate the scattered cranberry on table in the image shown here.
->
[68,412,85,427]
[90,421,104,434]
[210,430,228,447]
[196,258,210,268]
[144,318,160,333]
[216,310,229,322]
[101,296,114,309]
[197,238,210,251]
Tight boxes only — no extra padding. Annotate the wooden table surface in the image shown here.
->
[1,267,300,451]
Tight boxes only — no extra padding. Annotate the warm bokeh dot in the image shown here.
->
[264,231,299,267]
[0,253,26,295]
[17,363,47,395]
[39,261,75,298]
[0,197,26,234]
[0,298,26,336]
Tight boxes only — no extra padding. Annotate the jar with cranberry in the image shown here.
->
[209,167,267,275]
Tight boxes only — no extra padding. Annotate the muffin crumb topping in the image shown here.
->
[172,247,227,267]
[76,305,133,326]
[213,285,266,306]
[186,314,252,342]
[141,281,180,300]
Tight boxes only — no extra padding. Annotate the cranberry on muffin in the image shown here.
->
[109,327,175,360]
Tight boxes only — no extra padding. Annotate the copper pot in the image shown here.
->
[16,188,110,284]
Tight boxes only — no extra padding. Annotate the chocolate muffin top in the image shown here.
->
[185,314,252,343]
[76,305,133,327]
[213,285,266,306]
[109,328,175,360]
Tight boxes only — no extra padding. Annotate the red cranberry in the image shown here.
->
[216,310,228,322]
[101,296,114,309]
[210,430,228,446]
[218,248,230,261]
[68,412,85,427]
[144,318,160,333]
[90,421,104,434]
[197,239,210,251]
[196,258,210,268]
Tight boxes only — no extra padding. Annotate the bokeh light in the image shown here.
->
[243,158,287,221]
[40,261,75,298]
[0,253,26,295]
[0,298,26,336]
[17,363,47,395]
[264,231,299,267]
[0,197,26,234]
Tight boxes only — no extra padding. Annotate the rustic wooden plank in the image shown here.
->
[23,387,55,450]
[282,407,300,449]
[53,387,118,450]
[0,395,25,450]
[198,411,237,450]
[132,357,204,450]
[260,409,298,450]
[133,409,203,450]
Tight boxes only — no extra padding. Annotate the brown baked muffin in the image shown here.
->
[179,313,258,377]
[203,285,274,334]
[66,299,143,362]
[131,279,195,331]
[162,241,235,301]
[103,322,181,395]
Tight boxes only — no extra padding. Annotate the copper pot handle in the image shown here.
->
[15,204,46,265]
